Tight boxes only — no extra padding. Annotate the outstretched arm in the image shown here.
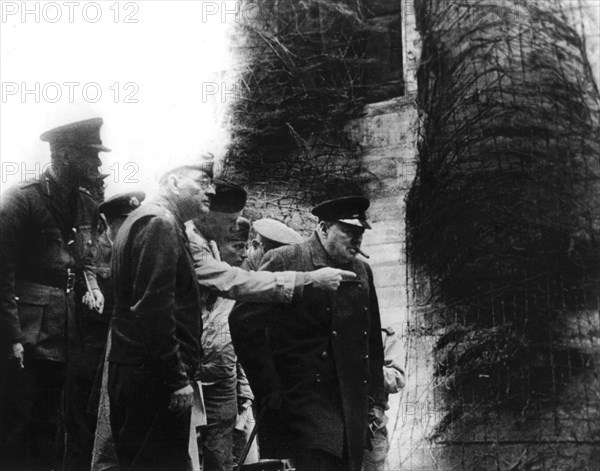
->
[188,229,355,303]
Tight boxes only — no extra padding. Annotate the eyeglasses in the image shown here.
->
[183,174,213,189]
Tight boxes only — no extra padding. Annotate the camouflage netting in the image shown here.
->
[405,0,600,446]
[222,0,399,211]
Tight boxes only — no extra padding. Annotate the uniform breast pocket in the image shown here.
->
[74,225,95,263]
[16,282,52,347]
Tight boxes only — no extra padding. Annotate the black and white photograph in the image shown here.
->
[1,1,599,470]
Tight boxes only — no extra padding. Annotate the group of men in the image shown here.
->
[0,118,405,471]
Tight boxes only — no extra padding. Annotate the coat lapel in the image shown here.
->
[308,233,329,269]
[307,234,338,327]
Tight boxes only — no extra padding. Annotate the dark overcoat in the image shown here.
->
[108,196,203,391]
[230,233,385,471]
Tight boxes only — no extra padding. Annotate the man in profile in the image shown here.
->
[0,118,109,471]
[106,154,215,471]
[244,218,304,271]
[230,196,386,471]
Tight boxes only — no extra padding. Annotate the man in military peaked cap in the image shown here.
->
[230,195,385,471]
[219,217,251,268]
[40,117,112,153]
[63,191,145,471]
[186,184,360,471]
[311,195,372,230]
[99,191,146,220]
[244,218,304,271]
[0,118,110,470]
[192,179,248,247]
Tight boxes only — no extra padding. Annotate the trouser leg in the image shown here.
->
[0,358,65,471]
[361,425,389,471]
[294,448,350,471]
[108,363,191,471]
[63,369,97,471]
[199,416,236,471]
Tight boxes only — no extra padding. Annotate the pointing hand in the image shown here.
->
[310,268,357,291]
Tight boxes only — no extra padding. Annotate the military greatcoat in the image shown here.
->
[230,233,385,471]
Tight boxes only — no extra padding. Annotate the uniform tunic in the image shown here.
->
[0,170,99,358]
[0,170,99,469]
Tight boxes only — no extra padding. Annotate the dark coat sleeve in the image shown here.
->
[129,215,189,392]
[366,264,385,408]
[0,187,27,347]
[229,249,286,401]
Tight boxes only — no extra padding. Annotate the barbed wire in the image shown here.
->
[405,1,600,458]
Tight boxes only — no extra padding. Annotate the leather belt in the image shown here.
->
[18,267,77,293]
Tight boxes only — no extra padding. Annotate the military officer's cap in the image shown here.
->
[228,217,251,242]
[253,218,304,245]
[311,196,371,229]
[99,191,146,218]
[211,179,247,213]
[159,152,215,182]
[40,117,111,152]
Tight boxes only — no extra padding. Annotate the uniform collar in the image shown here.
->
[185,220,210,246]
[308,232,328,267]
[41,167,66,197]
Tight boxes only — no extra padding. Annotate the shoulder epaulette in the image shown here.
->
[18,179,40,189]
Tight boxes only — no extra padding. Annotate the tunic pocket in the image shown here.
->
[16,281,52,347]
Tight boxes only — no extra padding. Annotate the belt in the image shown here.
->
[18,267,77,293]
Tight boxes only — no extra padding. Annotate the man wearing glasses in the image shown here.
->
[105,154,216,471]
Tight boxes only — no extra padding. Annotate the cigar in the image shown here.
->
[357,248,370,259]
[83,271,98,310]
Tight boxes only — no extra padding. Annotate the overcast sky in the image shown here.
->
[1,1,598,199]
[0,1,238,197]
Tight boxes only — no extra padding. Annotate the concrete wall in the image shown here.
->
[343,4,447,469]
[346,94,444,470]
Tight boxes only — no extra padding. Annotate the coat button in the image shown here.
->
[321,351,328,359]
[332,330,338,337]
